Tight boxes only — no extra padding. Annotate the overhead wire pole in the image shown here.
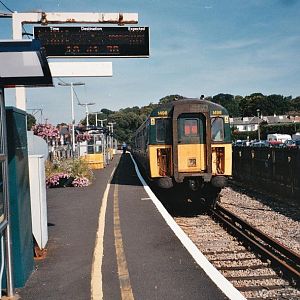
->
[108,122,116,153]
[97,119,107,165]
[90,111,102,127]
[58,82,85,154]
[98,119,107,128]
[27,108,43,123]
[78,102,95,127]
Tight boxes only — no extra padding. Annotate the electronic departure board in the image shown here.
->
[34,26,150,58]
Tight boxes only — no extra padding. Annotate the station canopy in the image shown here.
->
[0,39,53,88]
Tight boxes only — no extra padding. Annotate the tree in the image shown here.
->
[212,93,240,117]
[289,96,300,112]
[239,93,266,116]
[158,94,184,104]
[110,111,145,144]
[27,113,36,129]
[239,93,290,117]
[101,108,113,115]
[265,94,289,115]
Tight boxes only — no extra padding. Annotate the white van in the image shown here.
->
[292,133,300,141]
[267,133,292,145]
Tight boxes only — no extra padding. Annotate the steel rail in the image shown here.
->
[211,203,300,287]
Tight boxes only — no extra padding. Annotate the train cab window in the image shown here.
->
[184,119,198,136]
[156,118,171,143]
[178,116,202,144]
[211,117,224,141]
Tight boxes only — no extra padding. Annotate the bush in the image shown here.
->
[45,158,94,188]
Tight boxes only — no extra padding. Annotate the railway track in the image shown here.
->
[174,203,300,299]
[213,204,300,284]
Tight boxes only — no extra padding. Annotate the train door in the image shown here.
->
[176,113,206,173]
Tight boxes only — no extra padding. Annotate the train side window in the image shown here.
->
[156,118,170,143]
[211,117,224,141]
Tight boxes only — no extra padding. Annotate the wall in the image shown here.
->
[233,147,300,200]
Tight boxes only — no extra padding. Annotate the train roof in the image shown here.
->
[149,98,229,117]
[134,98,229,137]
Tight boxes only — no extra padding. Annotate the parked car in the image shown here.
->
[252,140,269,147]
[234,140,248,146]
[284,140,297,148]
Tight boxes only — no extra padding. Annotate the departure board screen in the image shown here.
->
[34,26,150,57]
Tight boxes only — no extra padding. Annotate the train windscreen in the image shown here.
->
[178,114,205,144]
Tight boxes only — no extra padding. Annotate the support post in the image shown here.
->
[70,83,76,154]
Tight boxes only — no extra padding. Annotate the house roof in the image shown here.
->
[230,115,299,126]
[230,116,262,126]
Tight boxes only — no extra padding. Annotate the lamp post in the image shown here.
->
[257,109,261,141]
[79,102,95,126]
[108,122,116,150]
[58,81,85,154]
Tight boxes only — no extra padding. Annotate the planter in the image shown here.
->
[59,176,74,187]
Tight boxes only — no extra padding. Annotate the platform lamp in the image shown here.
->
[57,81,85,153]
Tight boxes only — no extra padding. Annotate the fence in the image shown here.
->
[48,145,73,162]
[233,147,300,200]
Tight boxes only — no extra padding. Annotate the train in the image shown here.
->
[132,97,232,207]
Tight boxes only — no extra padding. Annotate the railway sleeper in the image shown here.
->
[236,283,290,292]
[217,263,269,271]
[202,249,249,255]
[226,274,280,281]
[209,256,258,263]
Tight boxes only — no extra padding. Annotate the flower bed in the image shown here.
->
[45,158,94,188]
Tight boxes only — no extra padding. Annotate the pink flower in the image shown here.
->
[72,176,90,187]
[46,172,70,188]
[32,123,59,142]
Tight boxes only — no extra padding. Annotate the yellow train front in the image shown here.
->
[133,98,232,207]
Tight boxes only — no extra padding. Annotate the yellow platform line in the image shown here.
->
[113,183,134,300]
[91,167,116,300]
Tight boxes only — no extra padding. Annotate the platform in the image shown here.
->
[17,153,241,299]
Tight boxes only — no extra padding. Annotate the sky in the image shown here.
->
[0,0,300,124]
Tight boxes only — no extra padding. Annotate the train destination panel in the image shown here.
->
[34,26,150,58]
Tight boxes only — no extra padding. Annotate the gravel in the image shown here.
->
[219,185,300,255]
[173,184,300,299]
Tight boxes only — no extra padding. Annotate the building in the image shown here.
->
[230,116,262,132]
[230,115,300,132]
